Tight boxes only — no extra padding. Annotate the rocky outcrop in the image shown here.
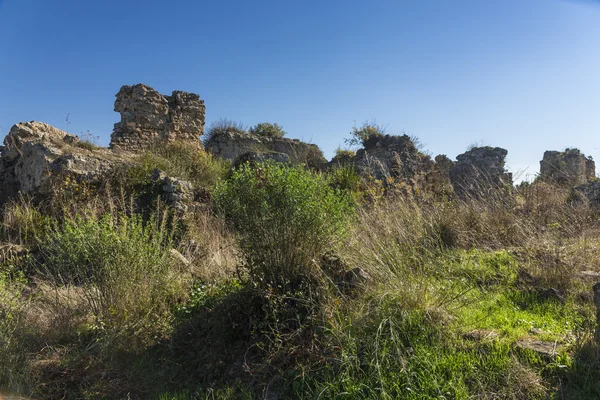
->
[424,154,455,196]
[450,147,512,198]
[150,169,193,213]
[539,149,595,187]
[205,130,326,169]
[351,134,432,181]
[572,180,600,207]
[0,121,127,205]
[110,84,205,151]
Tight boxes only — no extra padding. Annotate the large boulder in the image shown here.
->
[110,84,205,151]
[0,121,128,205]
[205,130,326,169]
[450,147,512,198]
[539,149,595,187]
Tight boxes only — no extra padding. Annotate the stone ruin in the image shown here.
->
[351,134,433,181]
[539,149,595,187]
[449,147,513,198]
[205,129,327,169]
[110,83,205,151]
[3,82,600,210]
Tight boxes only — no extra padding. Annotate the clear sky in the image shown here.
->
[1,0,599,181]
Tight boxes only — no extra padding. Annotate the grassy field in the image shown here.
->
[1,143,599,399]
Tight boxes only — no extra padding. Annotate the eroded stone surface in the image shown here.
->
[516,338,563,358]
[205,130,326,169]
[110,84,205,151]
[352,134,433,181]
[0,122,125,204]
[540,149,595,187]
[450,147,512,198]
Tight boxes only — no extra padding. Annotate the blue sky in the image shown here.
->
[1,0,599,181]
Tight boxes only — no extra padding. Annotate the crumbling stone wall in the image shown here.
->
[450,147,512,198]
[539,149,595,187]
[351,134,432,181]
[205,130,326,169]
[110,84,205,151]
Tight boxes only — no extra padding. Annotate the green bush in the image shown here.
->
[128,141,229,189]
[37,214,187,347]
[214,162,354,289]
[249,122,286,138]
[331,148,356,165]
[327,164,363,205]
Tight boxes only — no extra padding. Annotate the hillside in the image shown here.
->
[1,85,600,399]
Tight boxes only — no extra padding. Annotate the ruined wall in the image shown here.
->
[351,134,433,181]
[539,149,595,187]
[110,84,205,151]
[450,147,512,198]
[205,130,326,169]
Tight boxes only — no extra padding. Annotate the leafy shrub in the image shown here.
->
[331,148,356,165]
[327,164,363,205]
[249,122,286,138]
[214,162,354,289]
[37,214,187,347]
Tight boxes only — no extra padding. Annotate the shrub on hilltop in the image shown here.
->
[249,122,286,139]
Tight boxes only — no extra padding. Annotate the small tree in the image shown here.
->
[249,122,286,138]
[214,162,353,290]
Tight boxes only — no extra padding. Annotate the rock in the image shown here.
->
[351,134,432,181]
[205,129,326,169]
[0,121,127,205]
[170,248,191,267]
[578,270,600,280]
[464,329,499,341]
[423,154,455,196]
[110,83,205,151]
[150,169,193,213]
[540,149,595,187]
[529,328,546,336]
[450,146,513,199]
[539,287,566,304]
[572,180,600,207]
[516,338,563,358]
[232,151,291,168]
[340,267,372,291]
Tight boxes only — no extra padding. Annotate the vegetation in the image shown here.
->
[204,118,247,144]
[1,139,600,399]
[249,122,286,138]
[346,120,387,148]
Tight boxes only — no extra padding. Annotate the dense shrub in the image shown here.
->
[36,214,187,347]
[128,141,229,189]
[249,122,286,138]
[204,118,247,144]
[214,162,354,289]
[327,164,363,205]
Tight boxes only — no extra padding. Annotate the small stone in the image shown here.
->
[464,329,499,341]
[516,338,563,358]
